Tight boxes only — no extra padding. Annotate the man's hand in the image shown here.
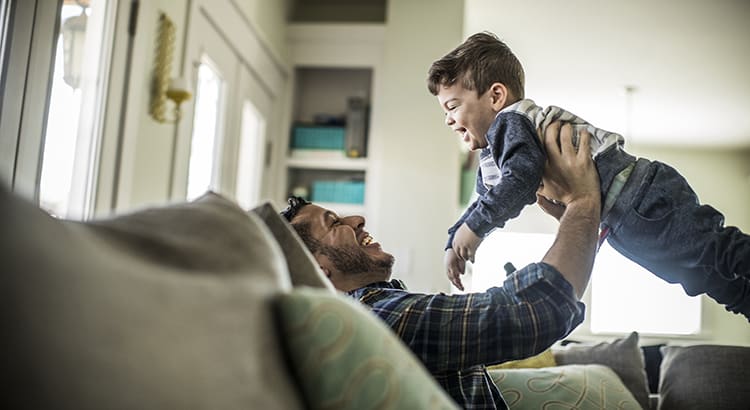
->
[452,223,482,263]
[536,194,565,221]
[444,248,467,291]
[538,122,600,209]
[538,121,601,299]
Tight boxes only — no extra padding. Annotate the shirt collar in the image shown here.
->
[347,278,407,295]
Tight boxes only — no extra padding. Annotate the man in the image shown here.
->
[281,123,601,409]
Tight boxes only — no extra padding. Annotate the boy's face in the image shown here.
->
[437,82,500,151]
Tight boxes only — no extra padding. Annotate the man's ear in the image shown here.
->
[488,82,509,110]
[319,265,332,278]
[313,253,333,278]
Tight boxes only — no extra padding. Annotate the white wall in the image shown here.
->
[114,0,189,210]
[368,0,465,293]
[232,0,292,64]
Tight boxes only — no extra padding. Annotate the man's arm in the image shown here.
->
[538,122,601,299]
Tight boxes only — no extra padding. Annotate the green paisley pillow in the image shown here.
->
[275,288,458,410]
[489,364,640,410]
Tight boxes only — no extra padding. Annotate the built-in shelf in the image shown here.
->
[286,156,368,171]
[281,23,383,217]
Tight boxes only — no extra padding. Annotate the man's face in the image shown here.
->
[437,82,498,151]
[292,204,394,276]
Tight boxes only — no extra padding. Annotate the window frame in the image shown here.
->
[0,0,128,219]
[0,0,62,201]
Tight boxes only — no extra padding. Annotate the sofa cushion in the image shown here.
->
[487,349,556,370]
[489,364,641,409]
[251,202,333,290]
[659,344,750,410]
[553,332,650,409]
[640,343,665,394]
[274,287,458,409]
[2,188,303,409]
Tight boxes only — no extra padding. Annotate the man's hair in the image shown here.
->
[427,31,524,101]
[280,196,320,253]
[280,196,310,222]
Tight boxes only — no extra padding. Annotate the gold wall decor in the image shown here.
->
[149,13,191,123]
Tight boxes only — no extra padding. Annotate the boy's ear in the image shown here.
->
[488,82,509,110]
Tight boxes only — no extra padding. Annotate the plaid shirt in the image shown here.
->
[348,262,585,409]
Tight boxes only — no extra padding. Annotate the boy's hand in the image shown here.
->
[444,248,466,291]
[452,223,482,263]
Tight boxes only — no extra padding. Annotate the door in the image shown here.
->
[174,0,285,207]
[232,66,272,210]
[173,8,238,201]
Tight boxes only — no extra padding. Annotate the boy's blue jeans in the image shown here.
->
[602,156,750,319]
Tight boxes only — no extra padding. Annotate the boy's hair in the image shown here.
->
[427,31,525,101]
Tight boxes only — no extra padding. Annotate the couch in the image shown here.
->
[487,321,750,409]
[3,187,748,409]
[2,188,457,409]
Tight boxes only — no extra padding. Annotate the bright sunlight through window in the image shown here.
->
[591,242,701,335]
[187,61,223,201]
[472,232,554,292]
[235,100,265,210]
[471,231,702,336]
[39,1,111,219]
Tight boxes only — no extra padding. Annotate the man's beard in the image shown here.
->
[319,243,394,275]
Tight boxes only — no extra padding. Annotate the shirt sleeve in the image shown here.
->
[355,262,585,372]
[464,112,546,238]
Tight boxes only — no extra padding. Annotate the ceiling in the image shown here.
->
[464,0,750,148]
[290,0,386,22]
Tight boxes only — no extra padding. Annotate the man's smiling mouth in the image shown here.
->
[361,235,374,246]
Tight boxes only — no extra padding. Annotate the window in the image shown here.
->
[472,232,554,292]
[235,100,266,210]
[590,242,701,335]
[471,231,702,335]
[0,0,10,77]
[38,0,114,219]
[186,60,224,201]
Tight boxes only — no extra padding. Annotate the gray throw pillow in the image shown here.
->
[659,344,750,410]
[2,189,303,410]
[251,202,334,290]
[489,364,641,409]
[553,332,650,410]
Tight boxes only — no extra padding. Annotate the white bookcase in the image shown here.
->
[282,24,384,216]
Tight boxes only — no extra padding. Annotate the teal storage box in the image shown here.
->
[291,126,345,150]
[311,180,365,204]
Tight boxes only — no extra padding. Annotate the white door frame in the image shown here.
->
[0,0,61,201]
[172,0,287,202]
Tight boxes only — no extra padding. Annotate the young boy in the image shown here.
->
[428,31,750,320]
